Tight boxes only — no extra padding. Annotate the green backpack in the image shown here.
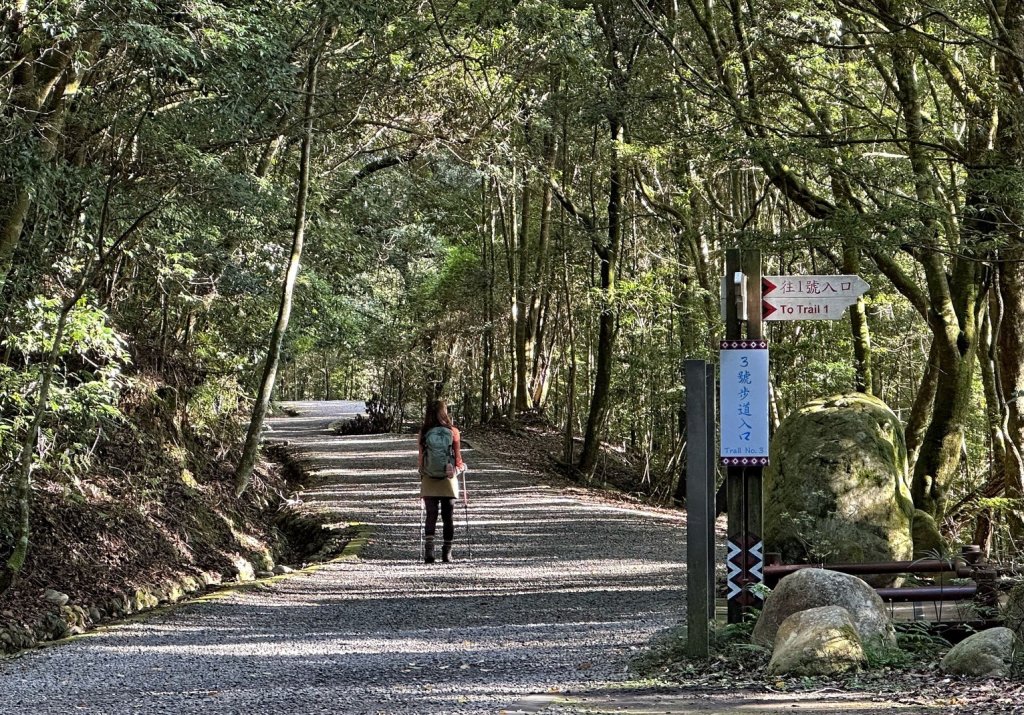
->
[423,426,455,479]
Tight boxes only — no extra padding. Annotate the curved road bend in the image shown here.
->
[0,400,686,714]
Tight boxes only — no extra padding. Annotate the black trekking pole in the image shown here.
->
[461,467,472,560]
[419,496,425,562]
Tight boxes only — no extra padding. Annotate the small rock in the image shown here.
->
[43,612,70,639]
[43,589,69,607]
[768,606,866,676]
[88,607,102,623]
[255,570,275,579]
[230,556,256,582]
[941,627,1020,678]
[272,565,294,575]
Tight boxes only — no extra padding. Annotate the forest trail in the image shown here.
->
[0,401,687,714]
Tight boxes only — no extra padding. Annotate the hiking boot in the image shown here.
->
[442,541,454,563]
[424,537,436,564]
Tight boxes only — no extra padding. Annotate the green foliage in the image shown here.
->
[879,622,952,667]
[630,616,769,680]
[185,375,247,443]
[0,297,129,480]
[5,0,1024,547]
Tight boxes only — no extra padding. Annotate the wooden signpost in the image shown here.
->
[723,249,766,623]
[687,250,871,646]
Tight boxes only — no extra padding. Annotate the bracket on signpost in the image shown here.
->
[733,272,748,322]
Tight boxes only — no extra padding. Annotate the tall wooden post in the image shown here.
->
[742,250,765,614]
[705,364,716,619]
[724,250,745,624]
[723,248,766,623]
[685,360,716,657]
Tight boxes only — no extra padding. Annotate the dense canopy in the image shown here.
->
[3,0,1024,590]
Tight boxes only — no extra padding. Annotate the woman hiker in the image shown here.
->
[418,399,465,563]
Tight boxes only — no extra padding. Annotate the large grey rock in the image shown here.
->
[941,627,1020,678]
[764,393,914,586]
[753,568,896,651]
[767,606,865,676]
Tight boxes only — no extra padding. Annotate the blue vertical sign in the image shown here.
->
[719,340,770,466]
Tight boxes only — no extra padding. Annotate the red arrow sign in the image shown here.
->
[763,296,862,320]
[762,274,869,298]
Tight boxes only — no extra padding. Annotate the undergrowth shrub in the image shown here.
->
[332,394,394,435]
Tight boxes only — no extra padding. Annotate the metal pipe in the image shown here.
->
[876,585,977,602]
[764,559,970,578]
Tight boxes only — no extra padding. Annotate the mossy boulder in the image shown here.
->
[764,393,914,585]
[228,554,256,582]
[131,587,159,612]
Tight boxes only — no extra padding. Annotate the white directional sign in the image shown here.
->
[761,275,869,321]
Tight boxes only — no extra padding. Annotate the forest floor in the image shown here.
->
[0,401,1015,713]
[462,417,1024,714]
[0,378,296,649]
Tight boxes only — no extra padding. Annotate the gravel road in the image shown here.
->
[0,400,686,714]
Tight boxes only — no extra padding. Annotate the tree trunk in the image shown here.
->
[528,123,557,406]
[889,41,981,518]
[995,251,1024,545]
[905,340,940,473]
[234,30,323,496]
[480,179,495,422]
[977,299,1008,553]
[0,298,75,595]
[0,30,98,296]
[993,0,1024,545]
[842,245,873,394]
[323,351,331,401]
[561,228,578,476]
[577,115,623,477]
[514,174,531,411]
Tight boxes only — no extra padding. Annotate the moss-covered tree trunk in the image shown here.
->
[0,299,74,595]
[996,254,1024,541]
[888,40,981,518]
[993,1,1024,542]
[0,23,98,297]
[842,245,873,395]
[234,29,323,496]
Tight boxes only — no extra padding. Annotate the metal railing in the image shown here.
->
[762,546,998,612]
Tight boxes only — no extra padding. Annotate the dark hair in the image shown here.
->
[420,399,453,448]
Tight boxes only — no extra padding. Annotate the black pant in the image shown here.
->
[423,497,454,541]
